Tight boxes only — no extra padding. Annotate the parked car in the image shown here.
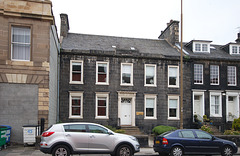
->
[40,122,140,156]
[153,129,238,156]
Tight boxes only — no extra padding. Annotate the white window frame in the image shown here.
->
[210,92,222,117]
[11,26,31,61]
[121,63,133,86]
[144,64,157,87]
[229,44,240,54]
[144,94,157,119]
[168,95,180,120]
[194,64,203,84]
[168,65,179,88]
[95,92,109,119]
[227,66,237,86]
[70,60,83,84]
[69,92,83,119]
[210,65,219,85]
[96,61,109,85]
[193,42,210,53]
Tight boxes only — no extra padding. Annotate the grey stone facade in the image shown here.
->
[59,16,192,133]
[59,51,192,133]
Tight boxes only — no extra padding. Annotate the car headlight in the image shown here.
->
[129,136,138,142]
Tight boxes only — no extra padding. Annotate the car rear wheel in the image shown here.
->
[52,145,70,156]
[170,146,183,156]
[222,146,233,156]
[116,144,133,156]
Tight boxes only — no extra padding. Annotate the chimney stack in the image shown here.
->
[236,33,240,43]
[60,14,69,38]
[158,20,179,46]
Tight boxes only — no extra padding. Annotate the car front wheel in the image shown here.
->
[222,146,233,156]
[52,145,70,156]
[170,146,183,156]
[116,144,133,156]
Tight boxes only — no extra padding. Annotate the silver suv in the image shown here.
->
[40,122,140,156]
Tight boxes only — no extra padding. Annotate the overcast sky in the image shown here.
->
[51,0,240,45]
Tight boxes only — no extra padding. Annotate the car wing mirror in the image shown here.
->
[212,136,215,141]
[108,131,114,135]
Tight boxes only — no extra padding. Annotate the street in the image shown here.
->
[0,145,240,156]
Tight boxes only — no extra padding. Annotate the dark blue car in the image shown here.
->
[153,129,238,156]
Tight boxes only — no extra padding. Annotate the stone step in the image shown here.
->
[205,123,223,135]
[121,126,144,135]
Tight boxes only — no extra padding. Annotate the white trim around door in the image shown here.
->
[117,91,136,126]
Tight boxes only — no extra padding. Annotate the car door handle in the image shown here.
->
[65,134,71,137]
[90,135,95,138]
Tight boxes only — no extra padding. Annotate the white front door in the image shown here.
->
[193,91,204,121]
[227,95,239,122]
[121,98,132,125]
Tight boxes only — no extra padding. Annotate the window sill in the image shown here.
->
[144,85,157,87]
[168,85,179,88]
[96,83,109,85]
[69,82,84,84]
[120,84,134,86]
[95,117,109,119]
[168,118,180,120]
[69,116,83,119]
[144,117,157,120]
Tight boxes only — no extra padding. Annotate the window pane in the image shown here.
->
[194,64,203,84]
[64,125,86,132]
[202,44,208,51]
[12,27,31,61]
[211,95,220,115]
[146,98,154,108]
[72,62,82,81]
[98,107,106,116]
[98,98,106,106]
[122,65,131,73]
[12,44,30,60]
[89,125,108,134]
[169,67,177,86]
[122,73,131,83]
[196,131,212,139]
[146,108,154,117]
[72,97,81,116]
[12,27,30,43]
[169,108,177,117]
[195,43,201,51]
[228,66,236,85]
[98,63,107,83]
[122,64,132,84]
[232,46,238,54]
[181,131,195,138]
[169,99,177,108]
[146,66,155,84]
[72,107,80,115]
[210,65,219,85]
[97,97,107,116]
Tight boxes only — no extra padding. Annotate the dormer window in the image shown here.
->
[193,42,210,53]
[230,44,240,54]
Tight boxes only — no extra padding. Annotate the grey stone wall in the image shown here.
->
[0,83,38,143]
[59,51,192,133]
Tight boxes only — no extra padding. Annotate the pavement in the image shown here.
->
[1,144,240,156]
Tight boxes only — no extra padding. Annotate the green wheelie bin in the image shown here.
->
[0,126,7,150]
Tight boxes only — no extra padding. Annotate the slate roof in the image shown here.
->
[176,42,240,61]
[61,33,180,57]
